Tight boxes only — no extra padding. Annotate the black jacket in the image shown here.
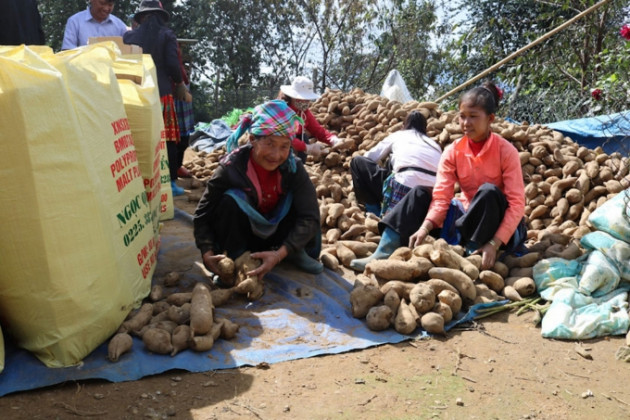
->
[0,0,45,45]
[194,145,320,256]
[123,18,182,96]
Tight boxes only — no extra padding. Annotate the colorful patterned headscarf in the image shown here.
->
[226,99,303,172]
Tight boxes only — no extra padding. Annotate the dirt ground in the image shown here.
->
[1,179,630,420]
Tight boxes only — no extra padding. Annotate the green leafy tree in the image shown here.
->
[440,0,629,120]
[296,0,380,92]
[174,0,293,119]
[256,0,313,88]
[294,0,444,98]
[181,0,289,90]
[175,0,324,119]
[369,0,445,99]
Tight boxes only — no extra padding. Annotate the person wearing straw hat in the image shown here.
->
[278,76,352,162]
[123,0,188,196]
[194,99,324,285]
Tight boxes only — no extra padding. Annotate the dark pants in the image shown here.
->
[211,194,320,260]
[350,156,391,205]
[452,183,526,252]
[167,135,189,180]
[379,185,433,245]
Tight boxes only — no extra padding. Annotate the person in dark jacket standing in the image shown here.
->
[123,0,187,196]
[0,0,45,45]
[194,100,323,284]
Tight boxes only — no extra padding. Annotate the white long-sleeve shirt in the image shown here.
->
[365,129,442,188]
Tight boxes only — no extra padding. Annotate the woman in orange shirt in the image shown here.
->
[409,82,526,270]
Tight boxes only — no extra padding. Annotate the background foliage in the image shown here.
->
[37,0,629,123]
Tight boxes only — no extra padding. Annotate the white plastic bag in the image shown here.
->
[578,250,621,297]
[588,188,630,242]
[541,288,629,339]
[581,231,630,281]
[380,69,413,103]
[533,257,582,301]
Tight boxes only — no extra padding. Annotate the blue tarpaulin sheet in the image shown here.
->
[0,267,424,397]
[0,211,422,397]
[546,111,630,155]
[0,210,501,397]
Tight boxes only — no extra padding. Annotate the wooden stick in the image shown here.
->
[434,0,614,102]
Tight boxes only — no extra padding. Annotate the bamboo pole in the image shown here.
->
[434,0,614,103]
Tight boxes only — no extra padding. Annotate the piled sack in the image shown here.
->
[0,43,170,367]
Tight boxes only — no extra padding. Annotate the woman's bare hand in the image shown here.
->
[475,243,498,270]
[248,249,284,281]
[409,226,429,248]
[202,250,224,274]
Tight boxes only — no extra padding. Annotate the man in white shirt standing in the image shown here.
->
[61,0,128,50]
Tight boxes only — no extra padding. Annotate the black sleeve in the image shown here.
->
[193,165,229,255]
[163,29,183,85]
[122,29,135,45]
[281,163,321,254]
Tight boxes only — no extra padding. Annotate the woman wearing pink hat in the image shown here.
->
[278,76,350,162]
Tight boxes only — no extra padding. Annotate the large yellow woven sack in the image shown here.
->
[0,45,149,367]
[49,44,157,299]
[147,56,175,222]
[113,52,174,221]
[158,136,175,221]
[114,52,162,234]
[143,54,174,222]
[0,44,54,57]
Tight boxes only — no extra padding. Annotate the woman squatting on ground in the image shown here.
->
[193,99,324,287]
[409,81,527,270]
[349,110,442,271]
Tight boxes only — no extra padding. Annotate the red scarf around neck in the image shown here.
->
[249,155,282,214]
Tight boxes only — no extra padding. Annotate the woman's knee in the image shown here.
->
[408,185,433,204]
[214,194,246,221]
[350,156,372,176]
[478,182,501,195]
[475,183,507,205]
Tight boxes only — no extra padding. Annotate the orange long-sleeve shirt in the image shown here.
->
[425,132,525,245]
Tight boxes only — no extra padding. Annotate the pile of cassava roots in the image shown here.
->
[112,87,629,358]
